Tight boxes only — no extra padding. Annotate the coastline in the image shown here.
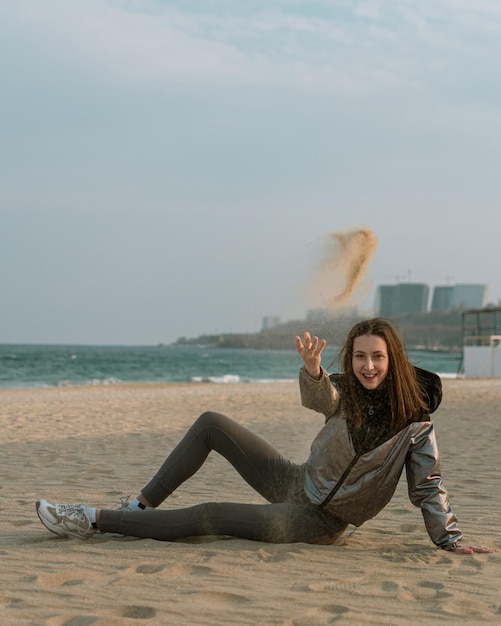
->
[1,380,499,624]
[0,343,462,389]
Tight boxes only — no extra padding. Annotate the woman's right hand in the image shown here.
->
[295,332,327,379]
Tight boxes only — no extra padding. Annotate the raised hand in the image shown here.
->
[295,332,327,379]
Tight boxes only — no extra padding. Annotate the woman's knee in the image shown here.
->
[196,411,232,430]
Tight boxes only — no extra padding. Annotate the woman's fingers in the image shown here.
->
[296,332,312,352]
[296,332,326,357]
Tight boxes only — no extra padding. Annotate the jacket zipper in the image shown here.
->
[319,453,361,509]
[319,403,376,509]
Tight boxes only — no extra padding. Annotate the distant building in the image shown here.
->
[431,286,453,311]
[376,283,429,316]
[431,284,488,311]
[306,308,356,322]
[261,316,281,331]
[376,286,397,317]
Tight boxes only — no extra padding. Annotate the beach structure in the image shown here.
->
[461,308,501,378]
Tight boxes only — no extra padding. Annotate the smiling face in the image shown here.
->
[352,334,389,390]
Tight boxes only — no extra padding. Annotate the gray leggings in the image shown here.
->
[99,412,346,544]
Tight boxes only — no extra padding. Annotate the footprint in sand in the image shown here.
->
[36,572,90,588]
[378,551,436,564]
[1,597,26,610]
[381,581,399,592]
[77,606,156,622]
[135,564,165,574]
[379,579,453,602]
[256,548,298,563]
[116,605,157,619]
[405,580,453,601]
[291,580,362,594]
[399,523,419,533]
[54,616,99,626]
[287,604,350,625]
[188,591,251,607]
[171,563,214,577]
[11,519,33,527]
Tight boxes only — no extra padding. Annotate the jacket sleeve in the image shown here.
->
[405,422,462,549]
[298,367,341,421]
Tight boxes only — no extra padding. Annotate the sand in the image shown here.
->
[1,379,500,625]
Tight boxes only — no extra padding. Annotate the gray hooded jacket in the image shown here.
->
[299,367,462,550]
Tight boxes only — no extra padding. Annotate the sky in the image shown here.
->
[1,0,501,345]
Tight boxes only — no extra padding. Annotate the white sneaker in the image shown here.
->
[36,500,96,539]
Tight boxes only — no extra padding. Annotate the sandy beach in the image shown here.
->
[1,379,500,625]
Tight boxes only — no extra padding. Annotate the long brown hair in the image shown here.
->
[338,318,428,429]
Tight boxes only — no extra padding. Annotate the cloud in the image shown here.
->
[447,0,501,19]
[5,1,249,83]
[12,0,500,95]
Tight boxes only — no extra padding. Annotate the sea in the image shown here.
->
[0,344,463,389]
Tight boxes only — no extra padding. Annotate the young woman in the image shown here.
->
[36,318,494,554]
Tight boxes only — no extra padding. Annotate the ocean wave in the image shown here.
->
[190,374,241,384]
[55,377,123,387]
[189,375,296,384]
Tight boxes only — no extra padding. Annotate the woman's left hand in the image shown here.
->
[450,545,498,554]
[295,332,326,379]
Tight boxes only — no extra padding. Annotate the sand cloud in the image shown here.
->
[306,227,378,310]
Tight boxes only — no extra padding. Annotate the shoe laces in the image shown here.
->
[55,503,87,521]
[111,495,132,511]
